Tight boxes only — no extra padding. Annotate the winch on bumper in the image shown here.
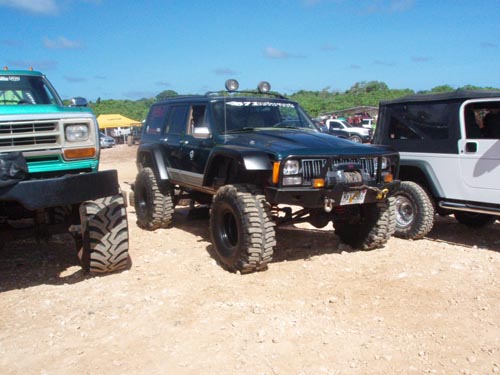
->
[264,155,400,209]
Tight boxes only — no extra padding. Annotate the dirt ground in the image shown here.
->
[1,144,500,375]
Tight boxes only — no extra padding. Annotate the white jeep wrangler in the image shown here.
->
[373,90,500,239]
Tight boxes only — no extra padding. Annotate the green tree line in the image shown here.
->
[87,81,499,120]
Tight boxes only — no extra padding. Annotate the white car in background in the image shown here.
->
[325,119,373,143]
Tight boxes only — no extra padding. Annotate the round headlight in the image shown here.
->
[225,79,239,92]
[257,81,271,93]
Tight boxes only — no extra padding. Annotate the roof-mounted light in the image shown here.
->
[225,79,239,92]
[258,81,271,94]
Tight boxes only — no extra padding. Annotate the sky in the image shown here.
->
[1,0,499,101]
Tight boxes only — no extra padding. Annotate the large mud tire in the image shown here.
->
[394,181,435,239]
[209,184,275,274]
[78,195,130,274]
[454,212,498,228]
[334,197,396,250]
[134,167,173,230]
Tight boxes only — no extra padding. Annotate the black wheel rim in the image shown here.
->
[215,206,240,258]
[137,186,148,218]
[221,210,238,247]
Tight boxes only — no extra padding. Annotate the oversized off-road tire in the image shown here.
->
[394,181,435,239]
[78,195,130,274]
[334,197,396,250]
[209,184,275,273]
[454,212,498,228]
[134,167,173,230]
[349,135,362,143]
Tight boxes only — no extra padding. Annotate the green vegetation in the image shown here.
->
[85,82,499,120]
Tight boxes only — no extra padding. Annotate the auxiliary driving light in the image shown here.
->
[225,79,239,92]
[258,81,271,93]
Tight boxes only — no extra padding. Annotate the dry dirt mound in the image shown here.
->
[1,145,499,375]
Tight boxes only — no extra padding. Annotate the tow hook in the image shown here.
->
[376,188,389,200]
[324,197,334,213]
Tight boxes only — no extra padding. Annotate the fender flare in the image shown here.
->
[136,146,170,182]
[203,146,272,186]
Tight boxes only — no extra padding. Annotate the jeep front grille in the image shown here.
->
[331,157,375,176]
[302,159,327,183]
[301,157,376,184]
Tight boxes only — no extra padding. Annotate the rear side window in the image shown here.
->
[387,102,450,140]
[166,105,189,135]
[145,104,168,135]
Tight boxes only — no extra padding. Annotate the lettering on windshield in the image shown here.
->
[226,101,294,108]
[0,76,21,82]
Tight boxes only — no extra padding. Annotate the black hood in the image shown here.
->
[219,128,393,158]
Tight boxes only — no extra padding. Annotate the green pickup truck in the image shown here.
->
[0,68,130,273]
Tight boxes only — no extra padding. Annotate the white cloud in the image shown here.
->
[264,47,290,59]
[7,59,57,70]
[0,0,58,14]
[213,68,238,76]
[43,36,82,49]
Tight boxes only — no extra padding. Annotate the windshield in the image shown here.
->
[0,74,62,105]
[212,99,316,134]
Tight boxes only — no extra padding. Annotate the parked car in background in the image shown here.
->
[360,118,375,129]
[312,119,328,133]
[326,119,373,143]
[373,90,500,240]
[99,132,116,148]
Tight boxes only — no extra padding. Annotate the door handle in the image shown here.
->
[465,142,477,153]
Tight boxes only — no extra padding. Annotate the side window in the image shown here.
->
[145,104,168,135]
[187,104,207,135]
[465,102,500,139]
[166,105,189,135]
[388,103,449,140]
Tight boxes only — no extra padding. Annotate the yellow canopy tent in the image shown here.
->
[97,114,141,129]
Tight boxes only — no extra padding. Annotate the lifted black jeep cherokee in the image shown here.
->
[132,80,400,273]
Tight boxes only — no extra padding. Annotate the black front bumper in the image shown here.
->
[265,180,400,208]
[0,169,121,210]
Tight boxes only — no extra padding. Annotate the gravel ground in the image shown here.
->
[1,144,499,375]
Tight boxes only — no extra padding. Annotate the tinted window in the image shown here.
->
[145,104,168,135]
[212,99,314,133]
[166,105,189,135]
[387,102,449,140]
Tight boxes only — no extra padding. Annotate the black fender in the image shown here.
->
[203,145,272,186]
[136,144,170,182]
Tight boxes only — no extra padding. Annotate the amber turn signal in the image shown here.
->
[312,178,325,188]
[272,162,280,184]
[383,173,393,183]
[64,147,96,159]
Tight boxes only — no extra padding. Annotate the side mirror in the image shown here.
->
[69,97,88,107]
[193,126,211,139]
